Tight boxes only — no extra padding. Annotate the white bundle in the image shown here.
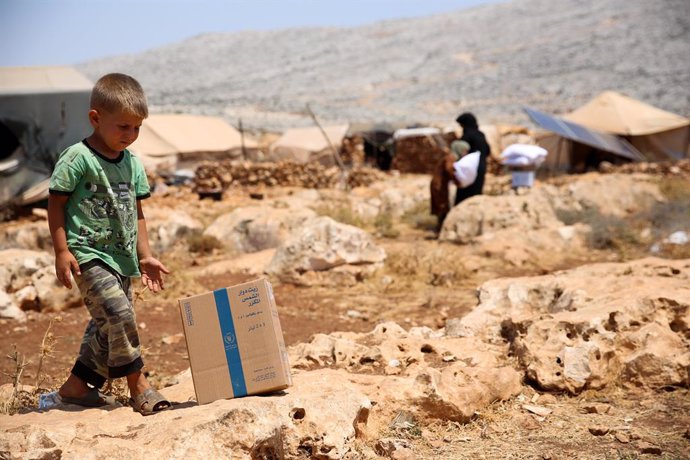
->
[453,151,480,188]
[500,144,548,167]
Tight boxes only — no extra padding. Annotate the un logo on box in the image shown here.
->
[224,331,237,350]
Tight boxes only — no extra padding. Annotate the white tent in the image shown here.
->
[1,66,92,207]
[129,114,258,172]
[269,124,349,165]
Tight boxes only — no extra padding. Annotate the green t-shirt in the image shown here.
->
[49,140,151,277]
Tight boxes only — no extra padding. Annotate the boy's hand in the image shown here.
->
[55,250,80,289]
[139,256,171,293]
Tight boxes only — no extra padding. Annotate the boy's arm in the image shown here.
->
[136,200,170,293]
[48,194,81,289]
[444,154,461,187]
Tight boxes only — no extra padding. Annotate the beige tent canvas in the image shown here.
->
[269,124,349,166]
[563,91,690,161]
[129,114,258,172]
[1,66,92,208]
[525,106,643,174]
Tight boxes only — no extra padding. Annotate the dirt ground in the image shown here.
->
[1,183,689,459]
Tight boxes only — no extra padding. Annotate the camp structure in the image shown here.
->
[344,122,408,170]
[563,91,690,161]
[268,124,349,166]
[525,107,645,173]
[128,114,258,173]
[0,66,92,208]
[389,126,456,174]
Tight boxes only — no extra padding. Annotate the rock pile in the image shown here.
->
[390,134,448,174]
[194,160,387,192]
[599,159,690,178]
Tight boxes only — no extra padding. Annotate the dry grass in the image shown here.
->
[380,242,471,289]
[400,201,437,232]
[555,176,690,260]
[186,231,224,255]
[314,204,369,228]
[373,211,400,239]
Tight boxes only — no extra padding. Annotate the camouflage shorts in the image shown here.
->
[72,259,143,386]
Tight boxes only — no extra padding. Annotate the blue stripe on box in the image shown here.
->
[213,288,248,397]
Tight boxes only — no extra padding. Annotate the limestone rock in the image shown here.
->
[440,192,561,244]
[0,290,26,322]
[204,206,316,254]
[266,216,385,285]
[145,208,204,253]
[0,221,52,251]
[0,249,53,290]
[459,257,690,393]
[537,173,663,218]
[31,266,82,312]
[0,369,372,460]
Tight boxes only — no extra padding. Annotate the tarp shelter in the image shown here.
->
[269,124,349,166]
[525,107,644,173]
[0,66,92,207]
[128,114,258,173]
[563,91,690,161]
[390,127,451,174]
[345,122,403,170]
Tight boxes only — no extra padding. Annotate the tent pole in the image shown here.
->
[239,117,247,160]
[306,104,345,171]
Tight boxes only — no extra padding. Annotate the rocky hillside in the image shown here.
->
[80,0,690,132]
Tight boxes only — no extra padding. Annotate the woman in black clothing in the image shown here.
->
[454,112,491,206]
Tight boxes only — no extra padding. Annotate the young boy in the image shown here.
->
[48,73,172,416]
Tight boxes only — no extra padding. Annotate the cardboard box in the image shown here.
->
[178,278,292,405]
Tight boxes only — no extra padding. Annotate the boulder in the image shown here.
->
[204,206,316,254]
[459,257,690,393]
[266,216,386,285]
[145,208,204,253]
[536,173,663,218]
[0,290,26,322]
[440,191,561,244]
[31,266,82,312]
[0,222,52,251]
[288,321,522,422]
[0,249,53,291]
[0,369,372,460]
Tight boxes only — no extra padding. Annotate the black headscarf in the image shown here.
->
[454,112,491,205]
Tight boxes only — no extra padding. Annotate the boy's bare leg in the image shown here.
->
[58,374,91,398]
[126,371,151,398]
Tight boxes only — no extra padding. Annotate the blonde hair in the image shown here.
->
[90,73,148,118]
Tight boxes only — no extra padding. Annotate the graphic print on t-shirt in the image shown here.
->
[77,179,136,255]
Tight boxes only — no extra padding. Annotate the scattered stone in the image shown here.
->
[635,441,662,455]
[346,310,363,319]
[588,425,610,436]
[374,438,412,457]
[614,432,630,444]
[517,414,541,430]
[522,404,553,417]
[161,333,184,345]
[391,448,415,460]
[539,394,558,405]
[581,403,611,414]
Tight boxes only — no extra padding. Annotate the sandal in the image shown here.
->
[61,388,117,408]
[129,388,172,416]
